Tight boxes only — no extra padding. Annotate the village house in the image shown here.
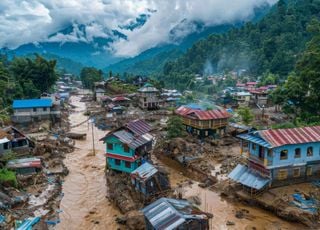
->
[233,92,252,107]
[111,96,131,107]
[7,157,42,175]
[175,105,231,138]
[245,82,258,91]
[130,162,170,198]
[142,197,212,230]
[100,120,154,173]
[12,98,61,124]
[229,126,320,194]
[249,89,269,107]
[138,83,162,110]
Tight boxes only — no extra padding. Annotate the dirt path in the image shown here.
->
[56,96,120,230]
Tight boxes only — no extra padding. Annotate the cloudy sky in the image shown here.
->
[0,0,278,57]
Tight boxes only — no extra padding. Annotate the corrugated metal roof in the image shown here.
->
[0,137,10,144]
[112,96,130,102]
[126,119,152,136]
[13,99,53,109]
[142,198,208,230]
[260,126,320,148]
[138,84,159,93]
[7,157,41,169]
[237,132,272,148]
[228,164,270,190]
[131,162,158,181]
[176,106,231,120]
[113,129,153,149]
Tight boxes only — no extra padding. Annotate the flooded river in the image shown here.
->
[57,96,120,230]
[56,95,305,230]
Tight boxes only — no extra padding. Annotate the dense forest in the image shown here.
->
[0,55,58,111]
[158,0,320,90]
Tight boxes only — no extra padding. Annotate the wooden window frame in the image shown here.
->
[307,146,313,157]
[293,168,300,177]
[115,159,121,166]
[123,144,130,153]
[125,161,131,168]
[277,169,288,180]
[107,143,113,150]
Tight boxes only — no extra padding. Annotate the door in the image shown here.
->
[306,166,313,177]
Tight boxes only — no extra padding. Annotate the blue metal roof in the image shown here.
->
[13,99,53,109]
[228,164,270,190]
[131,162,158,181]
[237,132,272,148]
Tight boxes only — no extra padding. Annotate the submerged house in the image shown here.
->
[142,197,212,230]
[229,126,320,193]
[12,99,60,123]
[138,83,162,110]
[175,105,231,138]
[7,157,42,175]
[101,120,154,173]
[130,162,170,198]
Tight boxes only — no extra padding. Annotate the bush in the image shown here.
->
[0,169,18,187]
[167,116,185,139]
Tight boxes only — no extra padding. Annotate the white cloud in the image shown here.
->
[0,0,278,56]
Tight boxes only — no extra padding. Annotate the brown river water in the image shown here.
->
[56,95,305,230]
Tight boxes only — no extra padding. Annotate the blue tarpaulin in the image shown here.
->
[16,217,40,230]
[228,164,270,190]
[291,193,318,213]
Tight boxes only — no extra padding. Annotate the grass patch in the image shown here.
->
[0,168,18,187]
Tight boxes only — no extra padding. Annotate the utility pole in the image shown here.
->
[90,118,95,155]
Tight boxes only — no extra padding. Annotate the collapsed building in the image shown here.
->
[130,162,170,199]
[175,105,231,138]
[142,197,212,230]
[229,126,320,195]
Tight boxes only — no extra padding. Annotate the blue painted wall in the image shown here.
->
[104,135,135,157]
[107,158,138,173]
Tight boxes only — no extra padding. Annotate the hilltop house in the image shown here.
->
[229,126,320,194]
[142,197,212,230]
[138,83,162,110]
[130,162,170,198]
[100,120,154,173]
[175,105,231,138]
[12,98,60,123]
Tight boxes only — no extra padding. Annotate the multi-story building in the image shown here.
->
[175,105,231,138]
[12,99,60,123]
[138,83,161,110]
[100,119,153,173]
[229,126,320,193]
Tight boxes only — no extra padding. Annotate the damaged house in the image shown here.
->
[130,162,170,198]
[142,197,212,230]
[6,157,42,175]
[175,105,231,138]
[101,120,154,173]
[229,126,320,194]
[11,98,60,123]
[0,126,34,156]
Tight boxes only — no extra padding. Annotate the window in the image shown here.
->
[33,108,37,112]
[277,169,288,180]
[293,168,300,177]
[307,147,313,157]
[258,146,264,159]
[280,150,288,160]
[252,144,256,150]
[268,149,273,157]
[115,159,121,166]
[3,142,9,150]
[107,143,113,150]
[123,144,130,153]
[125,161,131,168]
[43,107,47,111]
[294,148,301,158]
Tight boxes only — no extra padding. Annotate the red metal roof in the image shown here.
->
[246,82,258,85]
[126,119,152,135]
[112,96,130,102]
[260,126,320,147]
[106,153,139,162]
[175,106,230,120]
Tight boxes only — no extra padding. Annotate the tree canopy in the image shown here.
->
[80,67,103,89]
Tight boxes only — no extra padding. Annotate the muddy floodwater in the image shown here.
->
[57,96,120,230]
[56,95,305,230]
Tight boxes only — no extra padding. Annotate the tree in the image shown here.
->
[167,116,185,139]
[80,67,103,89]
[238,107,254,125]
